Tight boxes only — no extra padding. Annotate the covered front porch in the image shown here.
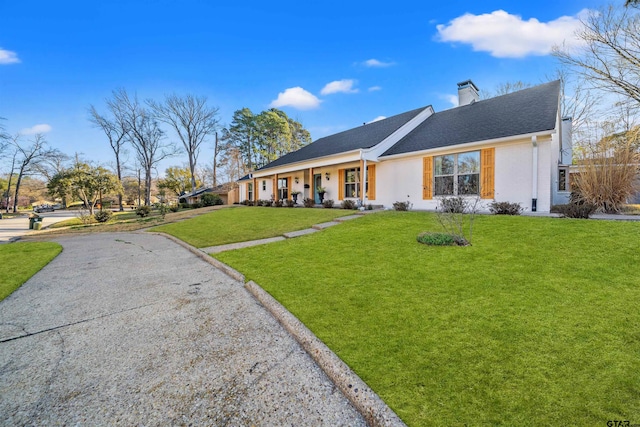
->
[243,160,377,206]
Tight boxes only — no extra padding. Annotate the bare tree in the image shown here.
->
[109,89,177,205]
[148,94,219,191]
[3,142,18,213]
[553,4,640,106]
[10,133,55,212]
[89,103,129,211]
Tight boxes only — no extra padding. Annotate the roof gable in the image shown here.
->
[382,80,561,157]
[257,106,427,171]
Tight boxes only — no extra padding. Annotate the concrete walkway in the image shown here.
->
[201,213,366,254]
[0,232,366,426]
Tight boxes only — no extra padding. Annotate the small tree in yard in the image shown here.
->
[434,196,481,245]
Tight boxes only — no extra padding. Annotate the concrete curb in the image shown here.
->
[146,231,405,426]
[148,232,245,283]
[245,280,407,427]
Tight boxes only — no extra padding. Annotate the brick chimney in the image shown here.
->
[457,80,479,106]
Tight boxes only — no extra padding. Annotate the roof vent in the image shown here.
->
[457,80,479,106]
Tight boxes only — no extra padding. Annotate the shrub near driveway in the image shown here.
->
[0,242,62,300]
[216,212,640,426]
[150,206,353,248]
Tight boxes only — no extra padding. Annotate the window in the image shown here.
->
[277,178,288,200]
[558,168,568,191]
[247,182,253,201]
[434,151,480,196]
[343,168,369,198]
[262,180,266,191]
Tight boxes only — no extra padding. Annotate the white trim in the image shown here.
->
[361,106,435,161]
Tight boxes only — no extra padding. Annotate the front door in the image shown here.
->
[314,174,322,204]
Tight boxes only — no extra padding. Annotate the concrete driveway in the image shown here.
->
[0,232,365,426]
[0,210,78,243]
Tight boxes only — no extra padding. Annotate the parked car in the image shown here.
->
[33,204,54,213]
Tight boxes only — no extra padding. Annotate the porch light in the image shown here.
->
[294,177,299,184]
[325,172,330,181]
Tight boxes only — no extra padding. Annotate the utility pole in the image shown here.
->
[137,168,141,207]
[213,131,218,187]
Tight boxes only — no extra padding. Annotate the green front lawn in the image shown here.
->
[0,242,62,300]
[150,206,354,247]
[216,212,640,426]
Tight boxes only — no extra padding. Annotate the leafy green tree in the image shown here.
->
[48,162,122,215]
[256,109,291,166]
[224,108,258,170]
[221,107,311,172]
[157,166,201,197]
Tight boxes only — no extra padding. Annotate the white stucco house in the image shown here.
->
[238,80,572,212]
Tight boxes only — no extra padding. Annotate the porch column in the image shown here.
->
[274,173,278,200]
[309,167,313,198]
[253,177,257,203]
[359,159,365,204]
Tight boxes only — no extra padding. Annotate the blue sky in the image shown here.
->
[0,0,605,176]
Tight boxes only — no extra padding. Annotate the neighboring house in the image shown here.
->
[179,184,239,205]
[238,80,572,212]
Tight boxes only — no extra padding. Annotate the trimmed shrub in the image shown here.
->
[180,202,190,209]
[303,197,315,208]
[417,231,468,246]
[489,201,524,215]
[191,202,203,209]
[341,199,357,210]
[136,205,151,217]
[202,193,223,207]
[551,203,597,219]
[94,210,113,223]
[242,199,254,206]
[393,201,413,211]
[285,199,295,207]
[323,199,334,208]
[274,199,284,207]
[169,205,180,212]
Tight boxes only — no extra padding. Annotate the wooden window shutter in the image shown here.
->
[273,177,277,198]
[422,157,433,199]
[481,148,495,199]
[338,169,345,200]
[367,164,376,200]
[287,177,291,199]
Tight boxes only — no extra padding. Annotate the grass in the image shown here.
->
[150,206,354,247]
[216,211,640,426]
[0,242,62,300]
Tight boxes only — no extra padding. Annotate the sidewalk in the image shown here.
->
[0,232,366,426]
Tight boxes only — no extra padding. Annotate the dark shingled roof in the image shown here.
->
[382,80,560,157]
[257,106,427,171]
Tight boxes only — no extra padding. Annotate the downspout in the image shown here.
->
[531,135,538,212]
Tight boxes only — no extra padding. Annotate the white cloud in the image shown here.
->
[269,87,321,110]
[436,9,587,58]
[320,79,359,95]
[20,124,52,135]
[439,94,458,107]
[368,86,382,92]
[367,116,387,124]
[0,48,20,64]
[363,59,395,67]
